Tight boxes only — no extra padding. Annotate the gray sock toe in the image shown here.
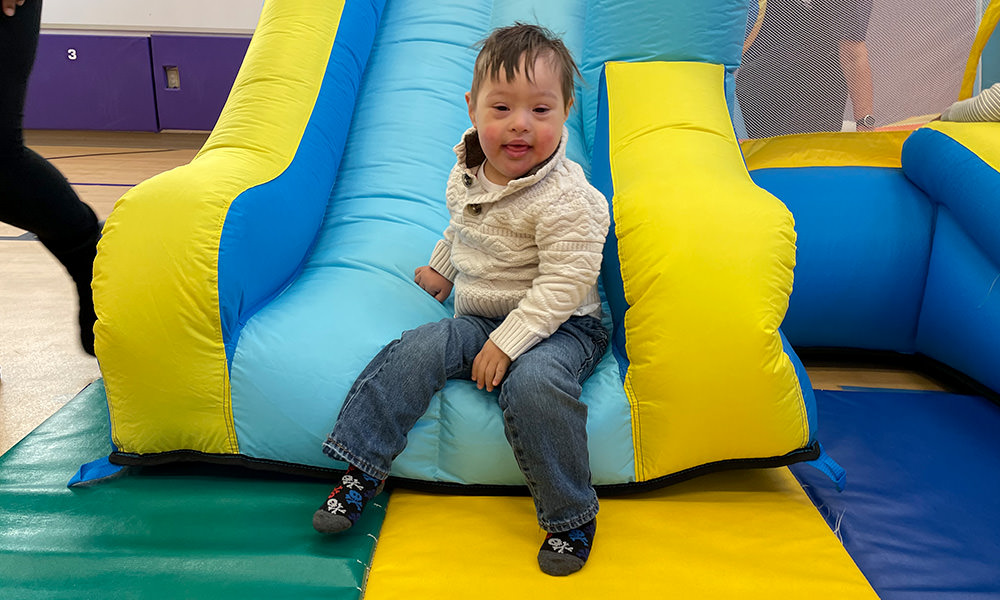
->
[537,550,585,576]
[312,509,353,534]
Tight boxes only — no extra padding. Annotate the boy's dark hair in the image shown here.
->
[470,22,581,110]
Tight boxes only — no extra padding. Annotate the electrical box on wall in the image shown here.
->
[151,35,252,131]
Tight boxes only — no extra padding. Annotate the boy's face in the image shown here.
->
[466,53,571,186]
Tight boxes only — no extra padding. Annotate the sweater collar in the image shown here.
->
[454,126,568,192]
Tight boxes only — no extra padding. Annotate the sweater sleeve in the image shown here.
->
[427,171,461,281]
[428,233,458,281]
[941,83,1000,122]
[489,187,610,360]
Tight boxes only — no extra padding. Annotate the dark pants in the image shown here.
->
[1,0,99,354]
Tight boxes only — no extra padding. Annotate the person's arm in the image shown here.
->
[2,0,26,17]
[421,223,458,301]
[743,0,765,56]
[420,175,460,301]
[941,83,1000,122]
[838,39,875,130]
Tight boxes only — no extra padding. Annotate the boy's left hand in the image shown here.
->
[472,339,511,392]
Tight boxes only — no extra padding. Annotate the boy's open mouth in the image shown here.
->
[503,143,531,158]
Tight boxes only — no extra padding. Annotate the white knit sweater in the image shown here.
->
[427,127,610,361]
[941,83,1000,122]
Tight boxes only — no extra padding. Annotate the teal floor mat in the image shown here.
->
[0,380,386,599]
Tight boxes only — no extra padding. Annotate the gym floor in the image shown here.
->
[0,129,948,456]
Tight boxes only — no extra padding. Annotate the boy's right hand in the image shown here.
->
[414,266,453,302]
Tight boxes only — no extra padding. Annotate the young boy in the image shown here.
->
[312,23,610,577]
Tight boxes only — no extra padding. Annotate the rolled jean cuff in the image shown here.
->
[539,498,600,533]
[322,437,391,481]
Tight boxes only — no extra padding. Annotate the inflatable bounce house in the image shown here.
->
[1,0,998,597]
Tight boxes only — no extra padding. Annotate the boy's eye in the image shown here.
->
[533,107,551,114]
[492,105,509,112]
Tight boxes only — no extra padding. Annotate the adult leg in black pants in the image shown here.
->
[1,0,100,355]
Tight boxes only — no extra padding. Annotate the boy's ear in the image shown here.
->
[565,97,574,118]
[466,91,476,127]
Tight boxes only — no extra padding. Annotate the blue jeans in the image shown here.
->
[323,314,609,532]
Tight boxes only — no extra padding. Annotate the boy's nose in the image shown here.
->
[509,109,530,131]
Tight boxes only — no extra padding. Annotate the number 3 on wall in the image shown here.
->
[67,48,78,61]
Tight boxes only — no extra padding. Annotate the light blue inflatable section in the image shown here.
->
[579,0,748,159]
[230,0,644,486]
[231,0,493,479]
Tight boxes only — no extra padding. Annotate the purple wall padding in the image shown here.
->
[150,35,251,131]
[24,34,158,132]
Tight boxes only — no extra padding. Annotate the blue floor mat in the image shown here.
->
[791,388,1000,599]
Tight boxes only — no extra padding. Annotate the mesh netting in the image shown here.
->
[736,0,986,137]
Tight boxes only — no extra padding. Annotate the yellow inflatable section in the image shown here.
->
[741,130,911,170]
[598,61,810,483]
[93,0,346,455]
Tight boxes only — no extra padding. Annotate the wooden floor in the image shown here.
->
[0,130,949,455]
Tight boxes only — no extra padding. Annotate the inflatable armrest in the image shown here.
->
[902,122,1000,264]
[94,0,384,455]
[592,61,813,482]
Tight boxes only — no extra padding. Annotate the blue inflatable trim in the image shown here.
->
[217,0,387,365]
[68,380,127,487]
[591,66,630,381]
[803,442,846,491]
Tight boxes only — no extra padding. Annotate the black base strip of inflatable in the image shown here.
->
[108,441,820,496]
[594,441,821,496]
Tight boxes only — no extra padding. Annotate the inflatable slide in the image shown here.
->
[92,0,831,489]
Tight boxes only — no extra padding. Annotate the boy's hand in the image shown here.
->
[3,0,27,17]
[414,265,453,302]
[472,339,511,392]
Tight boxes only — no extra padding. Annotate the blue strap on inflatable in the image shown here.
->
[68,456,126,488]
[804,443,846,491]
[68,386,127,487]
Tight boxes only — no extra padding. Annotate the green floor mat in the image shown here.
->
[0,380,386,599]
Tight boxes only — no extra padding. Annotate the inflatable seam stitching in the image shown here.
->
[605,77,644,483]
[623,372,644,482]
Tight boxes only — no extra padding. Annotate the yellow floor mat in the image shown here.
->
[366,468,877,599]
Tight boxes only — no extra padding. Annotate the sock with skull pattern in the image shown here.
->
[537,518,596,576]
[312,465,384,534]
